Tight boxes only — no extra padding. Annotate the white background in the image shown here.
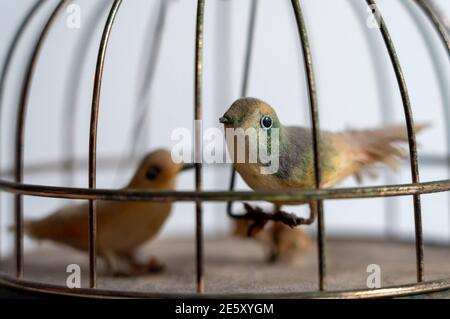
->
[0,0,449,256]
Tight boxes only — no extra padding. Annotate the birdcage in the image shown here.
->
[0,0,449,298]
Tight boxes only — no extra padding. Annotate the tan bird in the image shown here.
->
[220,97,428,259]
[24,149,194,276]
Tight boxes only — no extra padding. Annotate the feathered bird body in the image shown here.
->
[23,149,190,274]
[220,97,428,261]
[234,125,419,192]
[223,98,427,200]
[26,200,171,254]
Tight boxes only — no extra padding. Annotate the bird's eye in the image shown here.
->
[260,115,273,130]
[146,166,162,180]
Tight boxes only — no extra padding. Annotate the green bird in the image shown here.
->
[219,97,428,228]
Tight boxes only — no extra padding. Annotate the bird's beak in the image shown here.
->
[219,116,230,124]
[180,163,196,172]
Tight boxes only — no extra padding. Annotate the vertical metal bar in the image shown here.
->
[291,0,326,291]
[194,0,205,294]
[0,0,47,264]
[214,0,232,230]
[88,0,122,288]
[114,0,171,184]
[347,1,399,239]
[412,0,450,242]
[13,0,67,278]
[132,0,169,150]
[365,0,424,282]
[0,0,47,120]
[413,0,450,57]
[404,0,450,243]
[226,0,258,217]
[62,0,110,186]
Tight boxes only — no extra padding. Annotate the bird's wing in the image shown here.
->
[282,123,428,188]
[276,126,314,186]
[280,127,382,187]
[282,126,367,188]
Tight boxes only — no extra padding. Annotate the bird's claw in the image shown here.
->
[237,203,307,237]
[247,219,269,237]
[110,257,165,277]
[243,202,264,217]
[272,210,305,227]
[111,270,133,278]
[130,256,165,275]
[242,203,269,237]
[145,256,165,273]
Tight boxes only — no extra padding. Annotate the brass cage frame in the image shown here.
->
[0,0,449,298]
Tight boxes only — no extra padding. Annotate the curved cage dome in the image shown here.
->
[0,0,448,298]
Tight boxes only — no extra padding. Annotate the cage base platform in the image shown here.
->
[1,236,450,298]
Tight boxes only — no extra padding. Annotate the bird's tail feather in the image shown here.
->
[343,123,430,182]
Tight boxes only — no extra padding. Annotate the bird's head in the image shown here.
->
[219,97,281,131]
[129,149,194,189]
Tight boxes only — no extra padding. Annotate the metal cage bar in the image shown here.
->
[226,0,258,218]
[365,0,424,282]
[291,0,326,291]
[413,0,450,57]
[0,0,448,298]
[13,0,68,278]
[114,0,171,184]
[0,177,449,202]
[88,0,122,289]
[62,0,110,186]
[131,0,170,156]
[194,0,205,293]
[347,0,399,238]
[404,0,450,242]
[412,0,450,243]
[0,272,449,299]
[0,0,47,263]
